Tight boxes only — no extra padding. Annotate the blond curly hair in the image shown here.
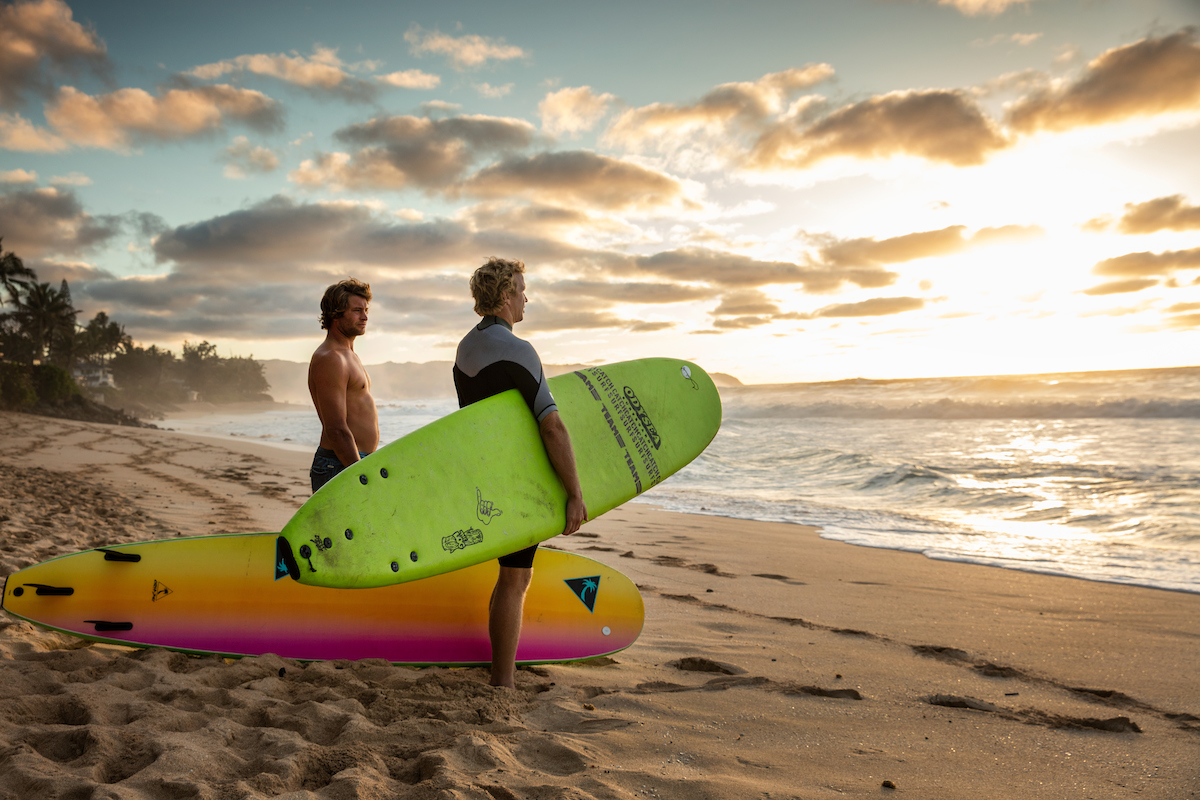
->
[469,257,525,316]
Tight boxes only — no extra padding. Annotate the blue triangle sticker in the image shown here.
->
[564,575,601,612]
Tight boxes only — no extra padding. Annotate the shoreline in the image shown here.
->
[88,400,1200,594]
[2,411,1198,798]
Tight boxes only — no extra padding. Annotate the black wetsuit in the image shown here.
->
[453,315,557,568]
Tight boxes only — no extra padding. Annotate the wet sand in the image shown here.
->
[1,410,1197,799]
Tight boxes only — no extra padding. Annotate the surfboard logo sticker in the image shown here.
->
[623,386,662,450]
[442,527,484,553]
[476,487,503,525]
[151,580,172,602]
[564,575,601,612]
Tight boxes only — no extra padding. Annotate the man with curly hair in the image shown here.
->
[454,257,587,688]
[308,278,379,492]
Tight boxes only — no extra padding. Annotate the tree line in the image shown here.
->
[1,238,270,407]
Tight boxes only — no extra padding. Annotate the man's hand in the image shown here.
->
[563,493,588,536]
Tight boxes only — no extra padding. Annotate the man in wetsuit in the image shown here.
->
[308,278,380,492]
[453,257,587,688]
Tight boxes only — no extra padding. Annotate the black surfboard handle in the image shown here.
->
[98,549,141,563]
[84,620,134,632]
[21,584,74,596]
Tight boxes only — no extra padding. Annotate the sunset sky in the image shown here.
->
[2,0,1198,384]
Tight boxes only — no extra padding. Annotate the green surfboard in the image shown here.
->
[277,358,721,588]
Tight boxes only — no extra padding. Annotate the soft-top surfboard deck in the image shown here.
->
[1,534,643,666]
[278,358,721,588]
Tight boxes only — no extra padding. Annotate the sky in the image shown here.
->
[1,0,1198,385]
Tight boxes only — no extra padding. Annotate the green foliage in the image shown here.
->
[0,362,36,411]
[111,340,271,404]
[79,311,130,365]
[0,239,271,406]
[32,363,80,404]
[110,343,185,403]
[180,341,271,402]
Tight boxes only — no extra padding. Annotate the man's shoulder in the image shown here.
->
[310,341,364,375]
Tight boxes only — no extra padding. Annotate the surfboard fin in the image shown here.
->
[275,536,300,581]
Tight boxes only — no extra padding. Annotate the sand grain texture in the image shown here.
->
[2,410,1198,799]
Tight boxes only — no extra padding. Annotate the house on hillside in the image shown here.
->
[73,363,116,389]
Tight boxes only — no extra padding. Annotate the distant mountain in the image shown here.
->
[260,359,616,404]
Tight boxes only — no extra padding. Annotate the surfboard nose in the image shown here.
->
[275,536,300,581]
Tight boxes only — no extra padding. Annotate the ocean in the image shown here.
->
[165,366,1200,595]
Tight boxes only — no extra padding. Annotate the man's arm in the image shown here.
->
[310,352,361,467]
[537,410,587,535]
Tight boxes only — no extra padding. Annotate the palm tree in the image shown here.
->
[18,281,77,364]
[0,238,35,308]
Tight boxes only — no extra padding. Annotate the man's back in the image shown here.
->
[453,316,556,422]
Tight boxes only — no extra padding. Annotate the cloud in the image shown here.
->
[973,33,1044,48]
[1117,195,1200,234]
[149,195,583,276]
[474,82,513,99]
[0,0,109,109]
[606,65,834,151]
[750,89,1009,170]
[810,296,927,317]
[540,86,615,137]
[188,46,377,101]
[517,307,636,333]
[42,84,282,150]
[0,110,67,151]
[816,223,1042,267]
[0,168,38,183]
[969,224,1045,245]
[419,100,461,116]
[49,171,89,186]
[1168,313,1200,329]
[820,226,970,267]
[712,315,775,330]
[222,136,280,179]
[1080,278,1160,296]
[404,25,527,70]
[975,68,1049,98]
[376,69,441,90]
[292,114,537,192]
[1007,28,1200,134]
[460,151,688,211]
[543,279,715,307]
[0,184,121,258]
[935,0,1038,15]
[463,202,640,241]
[711,289,782,316]
[633,247,897,293]
[1093,247,1200,278]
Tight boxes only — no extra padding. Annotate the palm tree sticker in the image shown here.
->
[564,575,601,612]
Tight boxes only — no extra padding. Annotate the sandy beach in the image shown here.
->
[1,410,1197,799]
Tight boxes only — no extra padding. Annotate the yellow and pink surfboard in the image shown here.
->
[1,533,643,665]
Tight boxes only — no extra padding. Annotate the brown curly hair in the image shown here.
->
[320,278,372,330]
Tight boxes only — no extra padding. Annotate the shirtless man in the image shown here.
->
[454,257,587,687]
[308,279,380,492]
